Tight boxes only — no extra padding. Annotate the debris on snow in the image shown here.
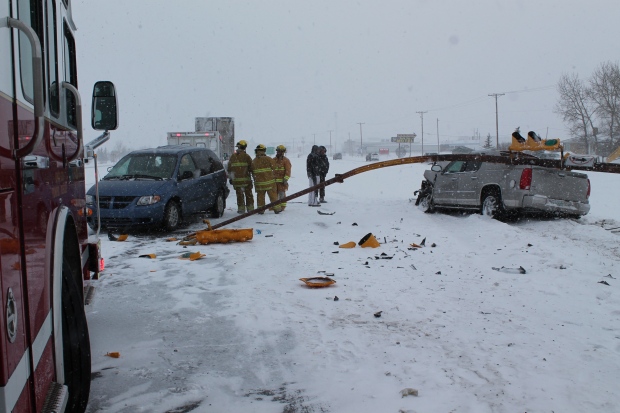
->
[492,266,526,274]
[400,388,418,397]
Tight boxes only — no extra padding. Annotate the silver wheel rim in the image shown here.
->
[482,196,497,216]
[168,205,179,227]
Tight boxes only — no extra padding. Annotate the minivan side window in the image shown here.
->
[178,154,197,179]
[191,150,213,176]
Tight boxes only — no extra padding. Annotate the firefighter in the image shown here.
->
[273,145,292,211]
[227,140,255,214]
[252,144,281,214]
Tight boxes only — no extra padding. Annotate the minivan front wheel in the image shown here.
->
[208,191,225,218]
[163,200,181,231]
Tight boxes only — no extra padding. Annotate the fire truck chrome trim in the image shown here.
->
[52,206,70,385]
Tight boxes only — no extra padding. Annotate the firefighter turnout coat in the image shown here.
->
[228,150,253,189]
[273,154,292,191]
[251,152,277,191]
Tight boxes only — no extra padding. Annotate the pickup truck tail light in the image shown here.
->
[587,178,591,198]
[519,168,532,190]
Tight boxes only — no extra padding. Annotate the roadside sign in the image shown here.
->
[391,133,416,143]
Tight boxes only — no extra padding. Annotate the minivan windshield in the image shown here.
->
[104,154,177,180]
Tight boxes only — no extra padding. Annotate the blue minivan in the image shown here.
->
[87,146,230,231]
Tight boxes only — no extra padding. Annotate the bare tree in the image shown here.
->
[554,73,597,153]
[588,61,620,153]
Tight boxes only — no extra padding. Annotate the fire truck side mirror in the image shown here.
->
[91,81,119,131]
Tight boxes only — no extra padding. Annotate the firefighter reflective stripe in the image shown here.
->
[0,310,53,412]
[253,167,273,174]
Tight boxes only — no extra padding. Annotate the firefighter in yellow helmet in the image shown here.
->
[273,145,292,211]
[251,144,281,214]
[227,140,254,214]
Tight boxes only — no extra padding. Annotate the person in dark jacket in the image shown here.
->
[317,146,329,203]
[306,145,321,206]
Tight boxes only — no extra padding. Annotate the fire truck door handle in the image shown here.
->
[61,82,83,163]
[3,17,45,159]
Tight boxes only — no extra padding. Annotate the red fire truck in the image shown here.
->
[1,1,118,412]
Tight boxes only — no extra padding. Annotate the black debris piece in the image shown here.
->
[108,232,118,241]
[604,274,616,279]
[410,264,417,270]
[332,251,339,254]
[431,243,437,247]
[326,273,334,277]
[334,296,339,301]
[598,280,610,286]
[435,271,442,275]
[334,241,340,245]
[352,223,358,226]
[420,237,426,246]
[374,311,382,318]
[363,261,368,265]
[492,266,527,274]
[527,243,533,247]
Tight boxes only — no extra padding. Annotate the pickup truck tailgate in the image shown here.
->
[531,167,589,202]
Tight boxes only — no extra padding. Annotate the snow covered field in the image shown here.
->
[84,155,620,413]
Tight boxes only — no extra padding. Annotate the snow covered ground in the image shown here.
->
[84,155,620,413]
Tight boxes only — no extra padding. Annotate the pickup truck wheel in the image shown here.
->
[418,194,434,213]
[208,191,225,218]
[163,200,181,231]
[481,190,506,220]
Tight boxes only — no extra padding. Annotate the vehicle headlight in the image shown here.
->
[137,195,161,206]
[86,194,95,204]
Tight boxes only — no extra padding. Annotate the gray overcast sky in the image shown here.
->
[73,0,620,152]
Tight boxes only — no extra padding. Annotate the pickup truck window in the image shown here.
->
[463,161,482,172]
[445,161,466,173]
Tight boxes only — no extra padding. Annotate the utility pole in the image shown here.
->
[488,93,504,149]
[357,122,365,156]
[436,118,439,153]
[328,130,333,153]
[416,111,427,155]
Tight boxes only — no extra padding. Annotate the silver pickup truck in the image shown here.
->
[415,156,591,219]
